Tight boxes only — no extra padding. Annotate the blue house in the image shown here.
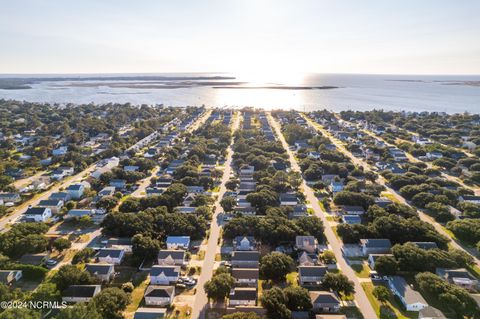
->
[342,215,361,224]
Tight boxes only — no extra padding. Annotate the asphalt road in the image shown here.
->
[268,113,378,319]
[190,112,240,319]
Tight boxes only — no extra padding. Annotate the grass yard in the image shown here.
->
[361,282,417,319]
[351,263,371,278]
[125,277,149,315]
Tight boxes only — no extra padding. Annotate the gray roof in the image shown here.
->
[85,264,114,275]
[360,239,392,248]
[63,285,100,298]
[309,291,340,305]
[232,268,259,280]
[134,308,166,319]
[150,266,180,277]
[411,242,438,250]
[144,285,174,298]
[231,251,259,262]
[157,250,185,260]
[25,207,49,215]
[388,276,427,305]
[229,287,257,300]
[95,248,124,258]
[298,266,328,277]
[418,306,446,319]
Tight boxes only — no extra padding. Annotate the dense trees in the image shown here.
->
[52,265,96,291]
[446,219,480,244]
[259,252,295,282]
[0,223,49,258]
[260,286,312,319]
[333,191,375,209]
[132,234,160,263]
[52,238,72,252]
[223,215,323,246]
[72,248,95,264]
[373,255,398,275]
[221,313,261,319]
[415,272,479,317]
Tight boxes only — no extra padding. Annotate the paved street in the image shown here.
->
[190,112,240,319]
[303,114,480,268]
[268,113,378,319]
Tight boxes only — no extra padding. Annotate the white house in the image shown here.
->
[95,248,125,265]
[149,266,180,285]
[66,184,85,199]
[388,276,428,312]
[298,266,328,286]
[310,291,341,313]
[24,207,52,222]
[295,236,318,254]
[157,250,186,266]
[144,285,175,306]
[0,270,22,285]
[37,199,64,214]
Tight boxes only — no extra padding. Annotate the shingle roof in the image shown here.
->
[231,251,259,262]
[229,287,257,300]
[144,285,174,298]
[85,264,114,275]
[298,266,328,277]
[63,285,101,298]
[232,268,259,280]
[150,266,180,277]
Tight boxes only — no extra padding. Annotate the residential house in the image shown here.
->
[436,268,479,291]
[66,184,85,199]
[360,239,392,256]
[232,268,259,287]
[426,152,443,160]
[298,251,318,266]
[124,166,140,172]
[149,266,180,285]
[134,308,167,319]
[85,264,115,281]
[231,251,260,268]
[186,186,204,194]
[388,276,428,311]
[229,287,257,306]
[98,186,116,197]
[233,206,256,216]
[175,206,196,214]
[24,207,52,222]
[418,306,446,319]
[166,236,190,250]
[342,215,361,224]
[144,285,175,306]
[95,248,125,265]
[280,193,298,206]
[308,151,321,159]
[52,167,74,180]
[374,197,393,208]
[310,291,341,313]
[341,205,365,215]
[37,199,64,214]
[329,181,344,194]
[62,285,102,303]
[290,205,308,219]
[106,238,133,252]
[66,209,94,219]
[0,193,21,205]
[157,250,186,266]
[233,236,256,251]
[295,236,318,254]
[146,188,163,197]
[19,253,49,266]
[49,192,71,202]
[459,195,480,204]
[321,175,339,184]
[0,270,22,285]
[298,266,328,286]
[52,146,68,156]
[110,179,127,190]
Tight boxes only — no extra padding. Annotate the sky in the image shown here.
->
[0,0,479,75]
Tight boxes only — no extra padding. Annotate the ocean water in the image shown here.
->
[0,73,479,113]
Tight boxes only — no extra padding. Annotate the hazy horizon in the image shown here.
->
[1,0,480,75]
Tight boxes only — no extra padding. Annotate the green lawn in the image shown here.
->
[351,263,371,278]
[361,282,417,319]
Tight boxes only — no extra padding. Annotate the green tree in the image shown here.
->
[283,286,312,311]
[373,286,391,304]
[204,273,235,301]
[260,252,294,282]
[52,265,96,291]
[132,234,160,263]
[374,255,398,276]
[220,196,236,213]
[92,287,130,319]
[322,273,355,295]
[52,238,72,252]
[260,287,291,319]
[221,313,261,319]
[72,248,95,264]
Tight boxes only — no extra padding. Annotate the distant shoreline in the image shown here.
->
[212,86,339,90]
